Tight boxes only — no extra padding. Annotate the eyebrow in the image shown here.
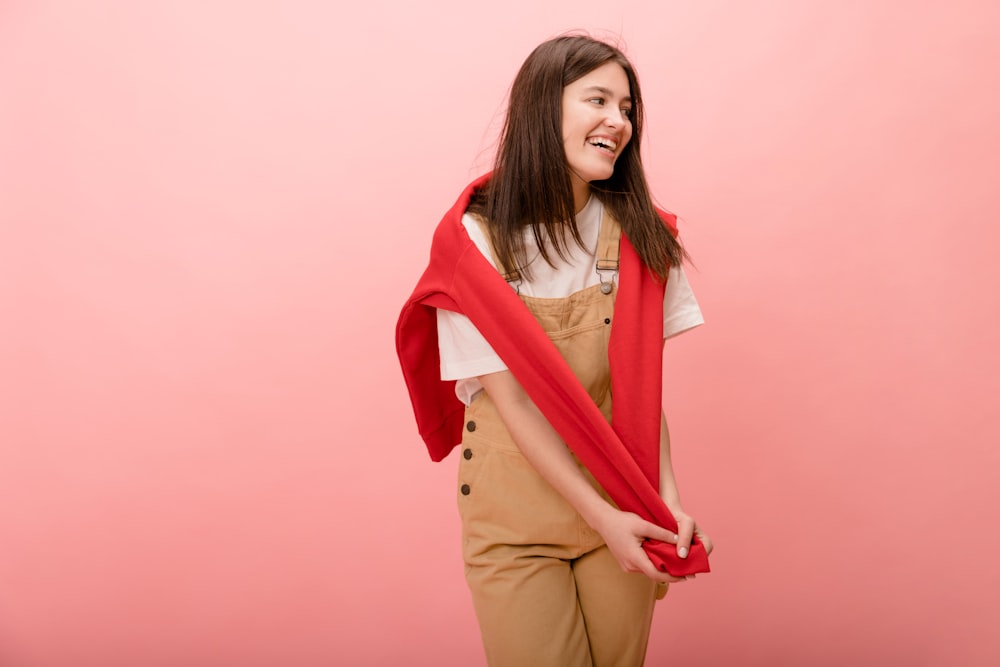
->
[582,85,632,102]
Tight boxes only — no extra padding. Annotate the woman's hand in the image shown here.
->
[592,508,694,584]
[668,506,714,563]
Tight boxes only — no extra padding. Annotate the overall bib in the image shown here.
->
[457,214,664,667]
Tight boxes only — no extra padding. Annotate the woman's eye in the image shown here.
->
[621,107,632,117]
[589,97,605,106]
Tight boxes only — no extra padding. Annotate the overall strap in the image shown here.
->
[596,207,622,294]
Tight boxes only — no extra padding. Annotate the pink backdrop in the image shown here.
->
[2,1,998,665]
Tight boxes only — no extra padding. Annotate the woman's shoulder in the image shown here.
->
[459,211,499,270]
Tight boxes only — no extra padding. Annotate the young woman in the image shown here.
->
[397,34,713,666]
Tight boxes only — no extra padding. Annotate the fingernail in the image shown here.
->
[678,547,688,559]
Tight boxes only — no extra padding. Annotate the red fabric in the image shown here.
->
[396,174,710,577]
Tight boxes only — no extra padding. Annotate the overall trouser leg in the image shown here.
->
[573,545,660,667]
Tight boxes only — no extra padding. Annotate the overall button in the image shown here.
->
[604,318,611,325]
[463,448,473,460]
[460,484,471,495]
[466,421,477,432]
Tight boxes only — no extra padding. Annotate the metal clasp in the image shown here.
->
[596,258,618,295]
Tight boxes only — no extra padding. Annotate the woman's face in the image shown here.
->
[561,61,634,210]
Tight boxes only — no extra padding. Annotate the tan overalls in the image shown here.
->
[457,213,664,667]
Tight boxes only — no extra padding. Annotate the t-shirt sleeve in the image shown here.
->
[436,308,509,380]
[663,265,704,339]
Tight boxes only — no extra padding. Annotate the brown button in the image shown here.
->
[604,318,611,325]
[463,448,473,460]
[460,484,471,495]
[466,421,477,432]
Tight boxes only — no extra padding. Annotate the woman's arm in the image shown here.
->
[478,369,686,583]
[658,410,714,562]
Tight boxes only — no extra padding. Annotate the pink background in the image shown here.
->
[2,1,998,665]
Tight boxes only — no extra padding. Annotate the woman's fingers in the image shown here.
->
[631,522,695,583]
[636,519,678,546]
[628,548,683,583]
[674,515,695,559]
[608,512,705,583]
[695,526,714,556]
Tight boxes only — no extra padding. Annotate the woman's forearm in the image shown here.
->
[658,410,684,511]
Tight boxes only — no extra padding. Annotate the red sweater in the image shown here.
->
[396,174,710,577]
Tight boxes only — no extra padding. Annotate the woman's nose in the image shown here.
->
[603,108,625,127]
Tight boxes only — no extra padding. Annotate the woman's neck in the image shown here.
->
[571,176,591,214]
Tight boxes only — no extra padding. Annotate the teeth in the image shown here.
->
[589,137,617,151]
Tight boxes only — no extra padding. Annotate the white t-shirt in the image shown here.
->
[437,195,704,405]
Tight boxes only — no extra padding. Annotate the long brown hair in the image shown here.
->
[467,34,686,281]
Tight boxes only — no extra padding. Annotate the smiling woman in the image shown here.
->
[562,63,635,207]
[396,34,712,667]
